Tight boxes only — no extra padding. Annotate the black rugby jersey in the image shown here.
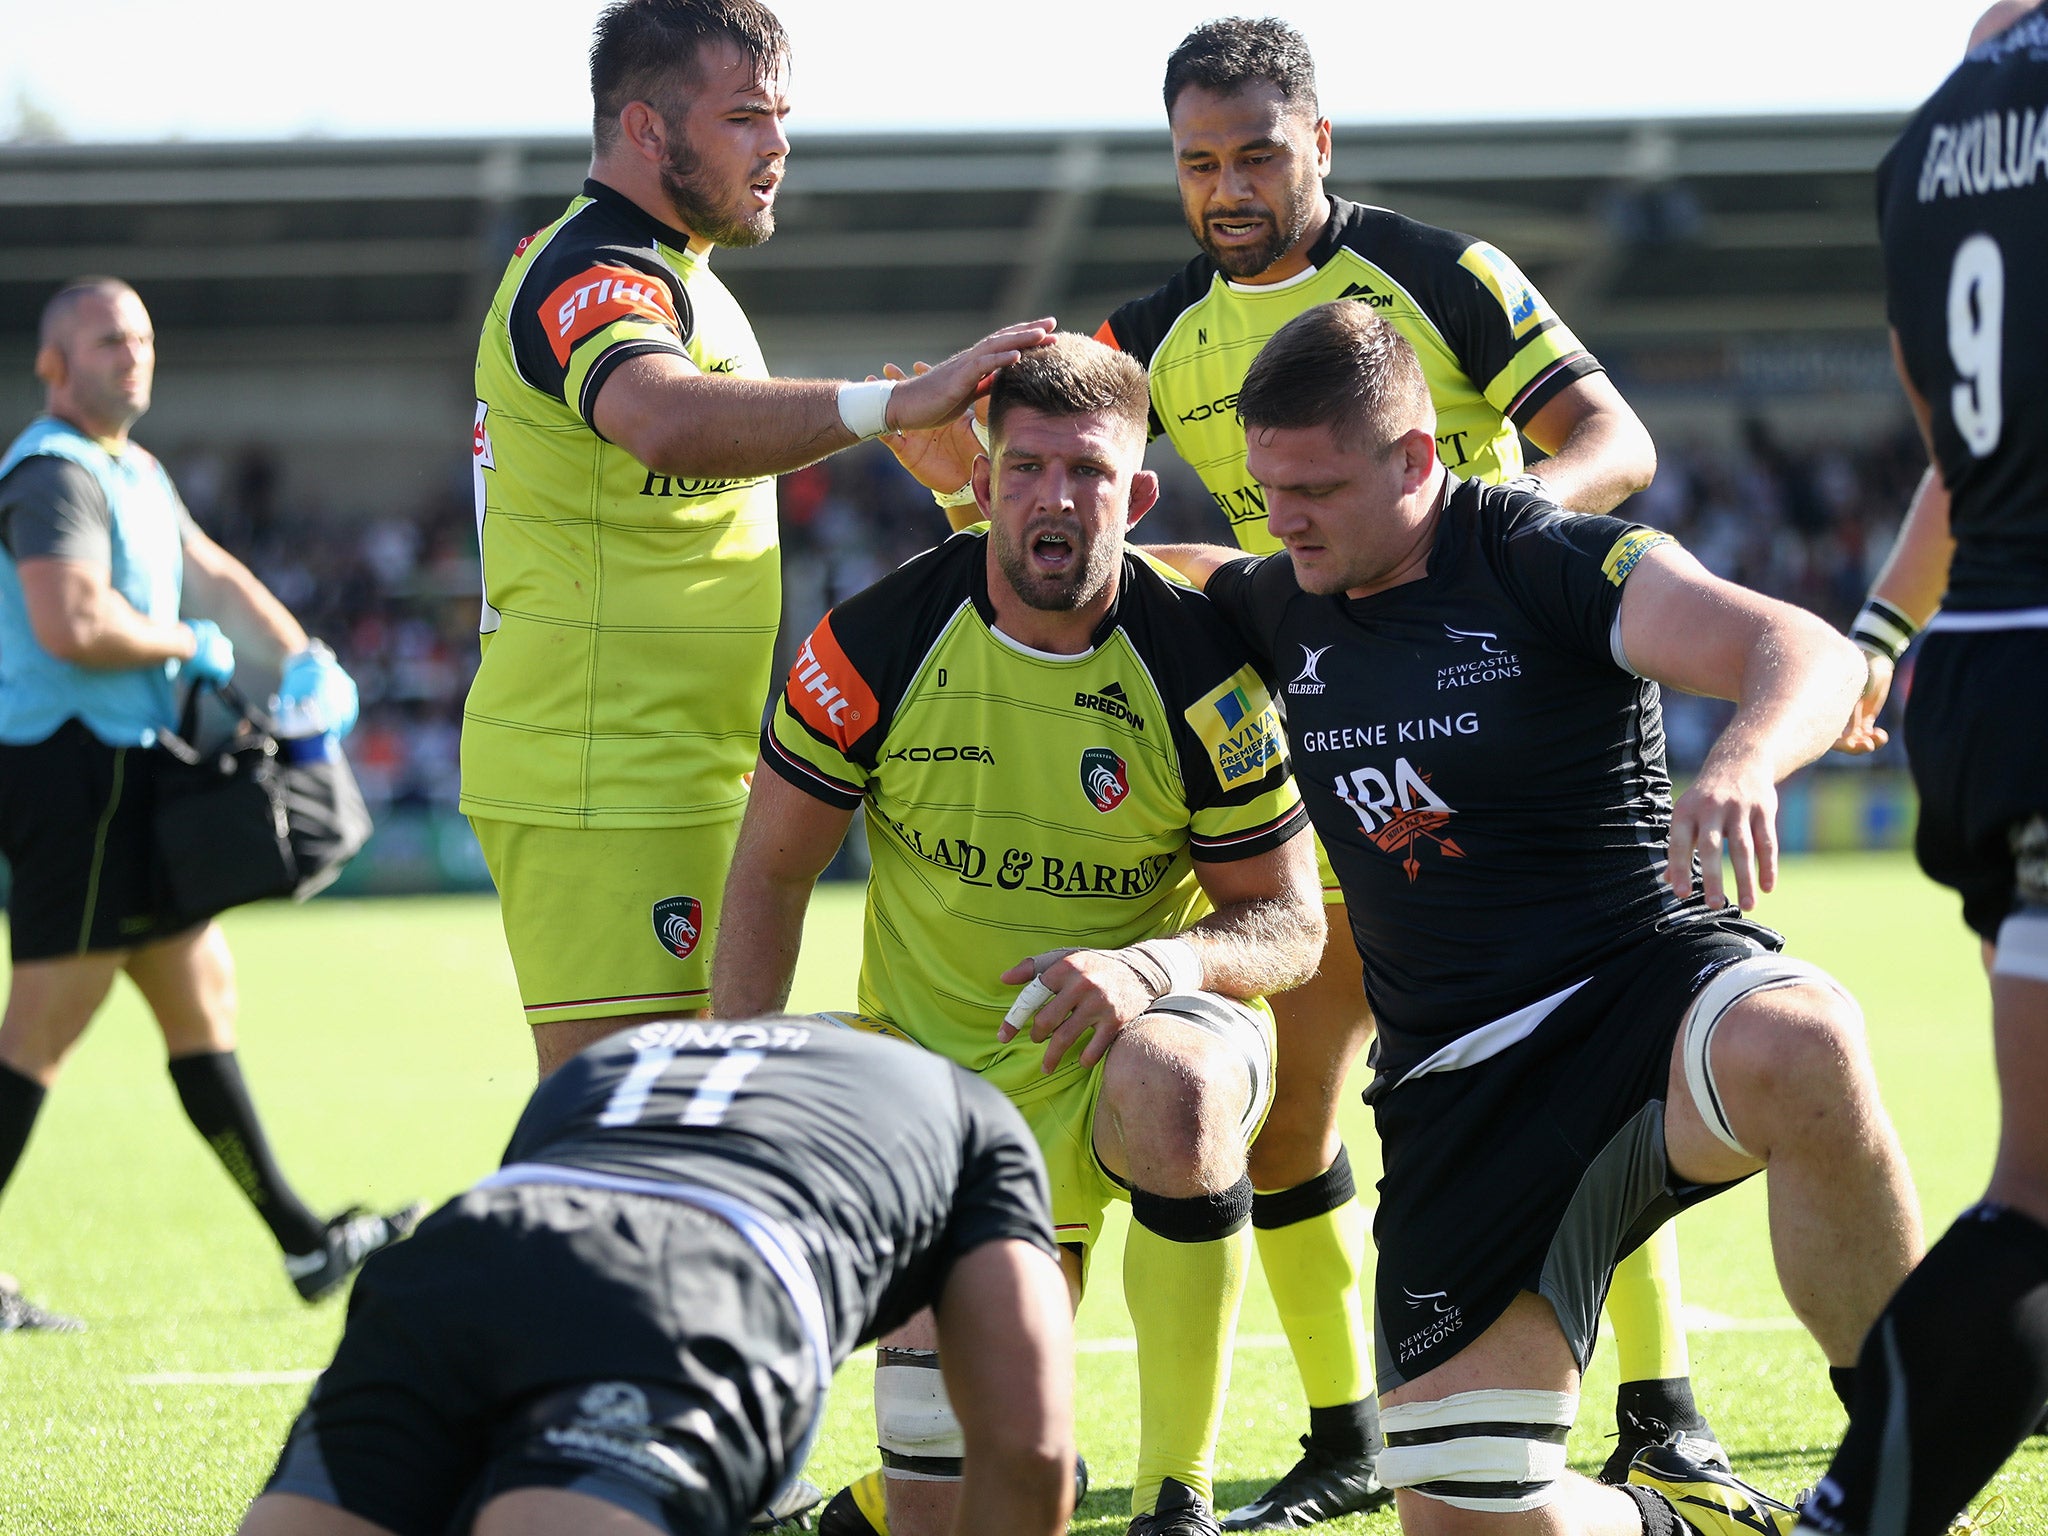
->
[1205,478,1685,1072]
[502,1021,1056,1361]
[1878,8,2048,609]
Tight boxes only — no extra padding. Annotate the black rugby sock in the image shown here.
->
[1807,1203,2048,1536]
[1618,1375,1709,1435]
[167,1051,326,1255]
[0,1062,46,1196]
[1307,1398,1381,1460]
[1829,1365,1858,1412]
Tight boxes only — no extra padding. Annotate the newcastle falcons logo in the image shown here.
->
[1287,644,1331,695]
[1444,625,1507,654]
[652,895,703,960]
[1080,747,1130,813]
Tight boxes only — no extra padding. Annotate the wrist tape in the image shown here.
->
[1118,937,1202,999]
[837,379,896,440]
[1850,597,1918,663]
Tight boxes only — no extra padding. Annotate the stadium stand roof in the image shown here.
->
[0,115,1913,504]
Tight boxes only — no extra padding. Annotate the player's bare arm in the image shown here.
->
[15,555,197,669]
[709,761,855,1018]
[591,319,1053,482]
[1517,371,1657,515]
[1836,332,1958,756]
[1618,542,1867,910]
[179,522,310,669]
[999,826,1322,1075]
[934,1239,1078,1536]
[1133,541,1239,592]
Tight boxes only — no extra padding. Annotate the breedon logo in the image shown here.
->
[1080,748,1130,813]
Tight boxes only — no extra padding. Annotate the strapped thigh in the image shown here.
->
[1378,1388,1578,1512]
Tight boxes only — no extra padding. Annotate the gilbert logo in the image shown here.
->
[1287,644,1331,696]
[1080,748,1130,813]
[652,896,703,960]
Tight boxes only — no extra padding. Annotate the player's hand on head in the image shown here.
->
[877,362,983,494]
[999,947,1156,1074]
[1668,760,1779,912]
[885,318,1056,433]
[1832,650,1894,756]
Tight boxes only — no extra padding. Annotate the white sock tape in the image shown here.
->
[837,379,896,440]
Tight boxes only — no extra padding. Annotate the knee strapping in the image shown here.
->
[1378,1388,1578,1512]
[1680,954,1857,1160]
[1143,992,1273,1139]
[874,1348,964,1481]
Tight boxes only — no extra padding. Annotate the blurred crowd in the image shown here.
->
[169,416,1924,818]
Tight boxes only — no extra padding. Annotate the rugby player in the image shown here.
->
[714,333,1324,1536]
[1797,5,2048,1533]
[882,21,1679,1524]
[1147,301,1923,1536]
[236,1019,1074,1536]
[462,0,1052,1079]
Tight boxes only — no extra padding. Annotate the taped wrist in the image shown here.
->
[1850,597,1918,663]
[875,1346,964,1480]
[837,379,897,440]
[931,483,979,509]
[1117,937,1202,1000]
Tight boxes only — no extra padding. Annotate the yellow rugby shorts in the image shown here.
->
[471,816,739,1025]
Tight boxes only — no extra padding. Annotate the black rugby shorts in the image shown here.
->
[260,1182,822,1536]
[1370,912,1779,1392]
[1906,628,2048,938]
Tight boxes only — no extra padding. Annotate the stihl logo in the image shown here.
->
[786,618,879,752]
[540,264,679,365]
[1335,757,1466,883]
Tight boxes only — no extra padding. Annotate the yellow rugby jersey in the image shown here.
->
[1098,197,1601,551]
[463,180,779,829]
[764,529,1307,1100]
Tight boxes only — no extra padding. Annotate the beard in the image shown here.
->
[659,136,776,249]
[1187,170,1321,279]
[993,516,1121,613]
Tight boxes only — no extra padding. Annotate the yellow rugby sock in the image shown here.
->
[1608,1222,1690,1384]
[1254,1148,1374,1410]
[1126,1178,1255,1515]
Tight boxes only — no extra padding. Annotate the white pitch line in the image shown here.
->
[126,1370,321,1386]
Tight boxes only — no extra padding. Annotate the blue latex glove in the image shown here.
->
[180,620,236,686]
[273,641,360,740]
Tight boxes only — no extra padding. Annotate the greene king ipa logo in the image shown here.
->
[652,896,704,960]
[1080,748,1130,813]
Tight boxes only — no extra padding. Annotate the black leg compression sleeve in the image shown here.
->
[0,1062,46,1197]
[1307,1398,1381,1460]
[1618,1376,1709,1436]
[1131,1178,1254,1243]
[1805,1203,2048,1536]
[1251,1146,1356,1229]
[167,1050,326,1255]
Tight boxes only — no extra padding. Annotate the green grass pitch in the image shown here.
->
[0,850,2042,1532]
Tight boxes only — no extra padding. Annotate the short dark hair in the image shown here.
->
[987,333,1151,444]
[589,0,790,151]
[1237,303,1432,454]
[1163,17,1319,119]
[38,276,138,352]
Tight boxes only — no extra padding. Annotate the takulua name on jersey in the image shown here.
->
[1299,712,1481,755]
[1917,104,2048,202]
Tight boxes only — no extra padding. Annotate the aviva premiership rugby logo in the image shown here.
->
[652,896,704,960]
[1080,748,1130,813]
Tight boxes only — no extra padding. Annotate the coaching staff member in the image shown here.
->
[238,1018,1076,1536]
[0,277,412,1331]
[462,0,1051,1077]
[1150,303,1922,1536]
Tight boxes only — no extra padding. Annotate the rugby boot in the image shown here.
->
[1129,1477,1222,1536]
[1630,1439,1797,1535]
[752,1477,826,1529]
[1599,1405,1731,1485]
[0,1273,83,1333]
[285,1202,425,1302]
[1221,1435,1392,1528]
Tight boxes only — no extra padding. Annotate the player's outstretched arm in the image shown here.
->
[1132,541,1243,592]
[710,760,855,1018]
[1000,829,1322,1074]
[1618,543,1865,910]
[1518,372,1658,515]
[592,319,1054,482]
[935,1239,1077,1536]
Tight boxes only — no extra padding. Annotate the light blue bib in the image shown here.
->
[0,416,184,746]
